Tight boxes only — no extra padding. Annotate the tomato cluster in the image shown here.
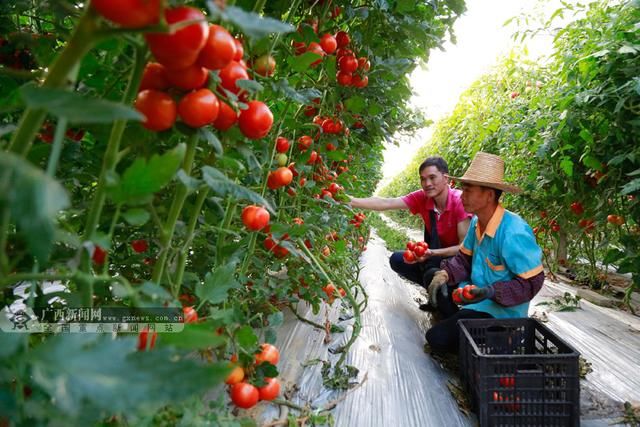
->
[226,344,281,409]
[403,241,429,263]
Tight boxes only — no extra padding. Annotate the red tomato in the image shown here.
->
[452,288,463,304]
[462,285,476,300]
[306,151,318,165]
[253,54,276,77]
[92,0,160,28]
[406,241,417,251]
[323,283,337,299]
[306,42,325,67]
[165,64,208,90]
[92,245,107,265]
[233,37,244,61]
[352,74,368,88]
[328,183,342,194]
[414,245,427,257]
[65,128,85,142]
[403,250,415,263]
[335,31,350,48]
[258,377,280,401]
[319,34,337,54]
[358,57,371,71]
[145,7,209,70]
[326,143,337,151]
[137,327,157,351]
[297,135,313,151]
[275,136,290,153]
[225,365,245,385]
[135,89,177,131]
[178,88,219,128]
[570,202,584,216]
[238,101,273,139]
[131,239,148,253]
[255,343,280,365]
[499,376,516,388]
[213,101,238,131]
[218,60,250,94]
[230,382,259,409]
[183,306,198,323]
[242,205,270,231]
[336,71,352,86]
[139,62,169,91]
[271,167,293,188]
[197,24,236,70]
[338,55,358,73]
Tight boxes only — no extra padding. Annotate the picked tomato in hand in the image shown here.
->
[462,284,477,300]
[403,250,416,263]
[452,288,463,304]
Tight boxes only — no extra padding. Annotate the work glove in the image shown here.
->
[457,285,495,305]
[427,270,449,307]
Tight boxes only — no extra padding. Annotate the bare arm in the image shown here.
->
[348,196,408,211]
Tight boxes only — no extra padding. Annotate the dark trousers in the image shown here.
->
[425,309,494,353]
[388,251,458,317]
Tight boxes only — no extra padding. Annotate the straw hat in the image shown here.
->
[452,152,522,193]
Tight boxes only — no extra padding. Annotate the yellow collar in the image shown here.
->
[475,204,505,242]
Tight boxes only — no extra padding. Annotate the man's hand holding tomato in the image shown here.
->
[456,284,494,305]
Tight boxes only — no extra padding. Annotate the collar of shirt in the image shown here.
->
[475,204,506,242]
[425,187,453,215]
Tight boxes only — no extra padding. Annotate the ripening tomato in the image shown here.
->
[238,101,273,139]
[570,202,584,216]
[452,288,463,304]
[406,241,417,251]
[352,74,368,88]
[462,285,476,300]
[178,88,219,128]
[321,246,331,257]
[166,64,208,90]
[338,55,358,73]
[306,42,325,67]
[225,365,245,385]
[255,343,280,365]
[230,382,259,409]
[319,33,337,54]
[92,245,107,265]
[258,377,280,401]
[271,167,293,188]
[218,60,249,94]
[414,244,427,257]
[335,31,350,48]
[357,57,371,71]
[275,136,290,153]
[337,71,352,86]
[233,37,244,61]
[131,239,148,253]
[253,54,276,77]
[137,327,158,351]
[297,135,312,151]
[135,89,177,131]
[307,150,318,165]
[139,62,169,91]
[197,24,236,70]
[145,7,209,70]
[403,250,415,263]
[323,283,337,299]
[328,183,342,194]
[183,306,198,323]
[212,101,237,131]
[242,205,270,231]
[92,0,160,28]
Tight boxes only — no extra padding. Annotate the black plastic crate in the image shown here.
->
[458,318,580,427]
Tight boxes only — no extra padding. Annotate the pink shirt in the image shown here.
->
[401,187,471,249]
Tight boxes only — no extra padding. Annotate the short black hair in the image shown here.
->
[491,188,503,203]
[418,156,449,174]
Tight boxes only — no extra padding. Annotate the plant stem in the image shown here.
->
[7,7,101,157]
[173,187,210,296]
[82,46,146,247]
[151,133,200,284]
[216,198,236,268]
[45,117,68,177]
[100,204,121,275]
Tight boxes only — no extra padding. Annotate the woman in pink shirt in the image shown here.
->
[349,157,471,314]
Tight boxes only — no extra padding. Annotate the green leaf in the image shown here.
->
[581,154,601,170]
[159,322,226,350]
[270,79,322,104]
[122,208,150,226]
[28,334,229,415]
[207,4,294,39]
[138,281,173,302]
[621,177,640,195]
[235,325,258,352]
[560,157,573,177]
[197,265,240,304]
[345,95,366,113]
[109,144,186,205]
[201,166,274,212]
[0,152,69,263]
[236,79,264,94]
[20,84,143,124]
[176,170,201,193]
[267,311,284,328]
[198,128,223,155]
[287,51,322,73]
[395,0,415,12]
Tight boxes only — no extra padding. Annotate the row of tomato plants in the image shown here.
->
[0,0,464,424]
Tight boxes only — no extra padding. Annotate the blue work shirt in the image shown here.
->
[458,205,543,318]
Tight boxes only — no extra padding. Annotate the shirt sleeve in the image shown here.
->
[459,217,476,256]
[501,226,544,279]
[400,190,424,215]
[492,271,545,306]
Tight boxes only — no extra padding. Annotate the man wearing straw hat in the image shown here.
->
[424,152,545,353]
